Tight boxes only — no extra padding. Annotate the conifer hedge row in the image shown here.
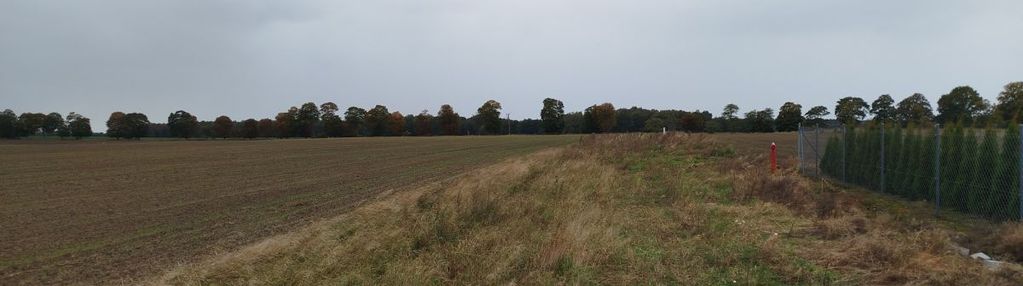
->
[819,124,1022,221]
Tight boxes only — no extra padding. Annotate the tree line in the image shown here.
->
[2,81,1020,139]
[817,81,1023,221]
[0,110,93,139]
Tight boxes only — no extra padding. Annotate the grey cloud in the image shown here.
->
[1,0,1021,130]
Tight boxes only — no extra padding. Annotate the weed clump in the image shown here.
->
[731,169,814,214]
[996,223,1023,262]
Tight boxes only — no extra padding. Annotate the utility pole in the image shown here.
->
[507,113,511,135]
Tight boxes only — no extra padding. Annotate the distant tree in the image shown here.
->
[241,119,259,139]
[438,104,460,135]
[319,102,338,118]
[213,116,233,138]
[895,93,935,125]
[477,100,503,135]
[540,98,565,134]
[297,102,320,137]
[515,119,542,134]
[42,112,64,135]
[320,102,343,137]
[775,102,803,131]
[614,107,657,133]
[104,112,148,140]
[582,106,597,133]
[168,110,199,139]
[722,104,740,120]
[365,105,391,136]
[589,103,617,133]
[66,113,92,139]
[644,116,668,132]
[0,109,18,139]
[745,108,775,132]
[17,113,46,136]
[275,108,298,138]
[415,110,433,136]
[389,112,405,135]
[870,94,896,123]
[404,113,415,134]
[106,112,127,139]
[126,112,149,138]
[679,111,709,132]
[804,106,830,127]
[257,119,275,138]
[936,86,988,124]
[344,107,367,136]
[835,97,869,125]
[563,112,584,133]
[56,117,71,138]
[720,104,741,132]
[995,81,1023,122]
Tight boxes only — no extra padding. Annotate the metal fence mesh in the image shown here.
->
[801,123,1023,221]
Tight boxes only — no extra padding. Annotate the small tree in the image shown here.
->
[213,116,233,138]
[977,128,999,218]
[992,124,1021,221]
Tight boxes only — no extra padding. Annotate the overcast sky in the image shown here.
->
[2,1,1022,130]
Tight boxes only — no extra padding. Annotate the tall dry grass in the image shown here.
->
[154,133,1023,285]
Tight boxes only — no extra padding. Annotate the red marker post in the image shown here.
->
[770,142,778,173]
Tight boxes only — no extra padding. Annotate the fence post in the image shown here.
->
[815,124,820,177]
[798,123,803,175]
[842,125,847,182]
[934,124,941,216]
[880,123,885,193]
[1018,124,1022,220]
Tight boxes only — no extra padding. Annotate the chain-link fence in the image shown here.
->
[800,123,1023,221]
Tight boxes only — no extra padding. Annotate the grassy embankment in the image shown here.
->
[158,133,1023,285]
